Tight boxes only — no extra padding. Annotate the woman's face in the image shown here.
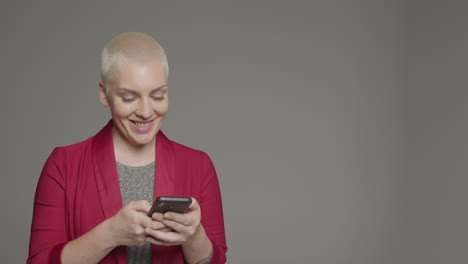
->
[99,60,169,147]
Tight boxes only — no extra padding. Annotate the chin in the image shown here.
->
[131,132,158,146]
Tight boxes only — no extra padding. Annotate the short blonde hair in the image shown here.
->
[101,32,169,84]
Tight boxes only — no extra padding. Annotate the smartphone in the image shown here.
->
[147,196,192,217]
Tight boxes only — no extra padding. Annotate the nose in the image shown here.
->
[135,98,153,119]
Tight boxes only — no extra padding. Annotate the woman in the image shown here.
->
[28,32,227,264]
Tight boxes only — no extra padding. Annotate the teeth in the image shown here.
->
[134,122,150,127]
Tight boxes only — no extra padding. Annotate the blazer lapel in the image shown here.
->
[152,131,178,263]
[92,121,123,219]
[91,121,127,263]
[154,130,176,198]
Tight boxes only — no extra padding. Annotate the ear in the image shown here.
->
[98,81,110,107]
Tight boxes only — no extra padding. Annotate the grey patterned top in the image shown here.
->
[117,161,155,264]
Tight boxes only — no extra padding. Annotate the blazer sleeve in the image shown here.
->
[28,148,69,264]
[199,153,228,263]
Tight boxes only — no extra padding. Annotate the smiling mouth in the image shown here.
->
[131,120,154,127]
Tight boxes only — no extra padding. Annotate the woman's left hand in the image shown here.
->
[145,197,202,246]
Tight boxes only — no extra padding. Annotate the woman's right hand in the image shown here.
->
[60,200,172,264]
[106,200,169,247]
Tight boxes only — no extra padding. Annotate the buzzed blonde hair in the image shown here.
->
[101,32,169,84]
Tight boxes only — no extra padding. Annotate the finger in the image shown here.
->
[127,200,152,213]
[186,197,200,212]
[132,224,146,237]
[161,219,191,235]
[145,228,186,244]
[131,211,160,229]
[134,212,155,229]
[146,235,178,246]
[147,220,167,230]
[163,212,195,226]
[157,227,174,232]
[151,212,164,221]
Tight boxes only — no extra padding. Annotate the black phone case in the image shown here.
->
[147,196,192,216]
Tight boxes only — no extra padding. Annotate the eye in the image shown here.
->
[151,95,165,101]
[121,96,136,102]
[151,91,166,101]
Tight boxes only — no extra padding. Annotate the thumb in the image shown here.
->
[188,197,200,211]
[127,200,152,213]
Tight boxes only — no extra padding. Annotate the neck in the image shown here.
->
[112,127,156,166]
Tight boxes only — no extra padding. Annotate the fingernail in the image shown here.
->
[152,213,161,220]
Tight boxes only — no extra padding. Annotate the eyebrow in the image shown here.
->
[116,85,167,93]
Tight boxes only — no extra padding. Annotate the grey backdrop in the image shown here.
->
[3,1,468,263]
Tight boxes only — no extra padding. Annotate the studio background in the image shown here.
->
[3,1,467,263]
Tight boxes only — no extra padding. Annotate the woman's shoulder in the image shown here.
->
[41,136,95,175]
[167,138,212,163]
[167,139,216,177]
[50,136,95,159]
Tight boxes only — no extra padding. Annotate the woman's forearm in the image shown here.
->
[61,219,117,264]
[182,225,213,264]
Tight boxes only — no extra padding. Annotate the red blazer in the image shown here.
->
[28,121,227,264]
